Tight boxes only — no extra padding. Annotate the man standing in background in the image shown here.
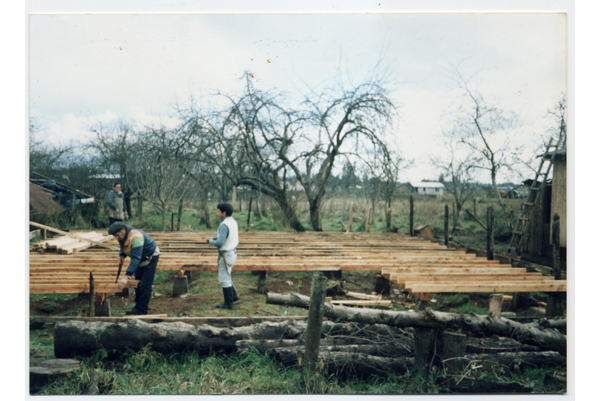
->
[107,183,128,226]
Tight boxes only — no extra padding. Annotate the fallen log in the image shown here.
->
[266,292,567,355]
[270,348,415,379]
[439,377,533,394]
[237,339,413,357]
[53,318,405,358]
[466,336,542,354]
[464,351,566,368]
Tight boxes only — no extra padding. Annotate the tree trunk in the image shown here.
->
[136,195,143,218]
[272,191,305,232]
[308,199,323,231]
[200,194,212,229]
[266,293,566,355]
[161,206,167,231]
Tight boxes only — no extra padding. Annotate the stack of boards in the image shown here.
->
[32,232,112,255]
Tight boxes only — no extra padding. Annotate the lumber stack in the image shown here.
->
[29,230,566,295]
[33,231,113,254]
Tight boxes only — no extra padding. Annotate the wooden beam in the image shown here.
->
[404,281,567,293]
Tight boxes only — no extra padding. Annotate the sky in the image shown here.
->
[27,2,569,184]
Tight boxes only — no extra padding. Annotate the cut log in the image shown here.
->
[266,292,566,355]
[30,359,81,394]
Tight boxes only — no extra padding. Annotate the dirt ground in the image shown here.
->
[30,270,387,318]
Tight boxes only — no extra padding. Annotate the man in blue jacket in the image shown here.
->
[110,222,160,315]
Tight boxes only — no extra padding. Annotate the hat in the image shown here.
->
[108,222,125,235]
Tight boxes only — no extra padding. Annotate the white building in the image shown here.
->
[410,181,445,196]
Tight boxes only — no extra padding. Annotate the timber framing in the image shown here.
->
[30,230,566,296]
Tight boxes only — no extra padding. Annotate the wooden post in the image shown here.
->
[441,331,467,373]
[177,199,183,231]
[304,272,327,371]
[366,207,371,233]
[42,229,47,241]
[489,293,504,316]
[71,192,77,222]
[171,212,174,231]
[552,214,561,280]
[409,196,414,237]
[444,204,449,246]
[487,206,494,260]
[89,273,95,317]
[348,202,354,232]
[414,327,436,374]
[452,202,457,230]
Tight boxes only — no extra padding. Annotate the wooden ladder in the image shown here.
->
[508,138,559,255]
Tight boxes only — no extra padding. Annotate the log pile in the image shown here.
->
[53,306,566,380]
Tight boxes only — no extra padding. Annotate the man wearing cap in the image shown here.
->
[109,222,160,315]
[107,183,128,226]
[205,203,240,309]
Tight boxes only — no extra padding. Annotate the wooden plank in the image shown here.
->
[29,222,120,251]
[30,282,139,294]
[330,300,391,307]
[345,291,381,300]
[404,281,567,293]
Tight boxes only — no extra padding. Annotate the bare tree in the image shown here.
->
[283,75,397,231]
[29,119,73,176]
[448,71,522,224]
[432,138,479,228]
[130,127,195,230]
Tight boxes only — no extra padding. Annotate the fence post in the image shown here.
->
[444,204,449,246]
[409,196,414,237]
[304,272,327,372]
[487,206,494,260]
[89,273,95,317]
[366,207,371,233]
[348,202,354,232]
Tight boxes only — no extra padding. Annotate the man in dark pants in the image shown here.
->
[107,183,128,226]
[110,222,160,315]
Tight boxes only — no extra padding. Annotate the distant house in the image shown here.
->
[410,181,445,196]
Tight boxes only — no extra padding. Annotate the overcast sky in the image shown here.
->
[28,1,568,183]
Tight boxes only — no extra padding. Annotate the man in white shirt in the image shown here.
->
[206,203,239,309]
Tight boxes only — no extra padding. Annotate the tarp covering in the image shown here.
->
[30,183,65,215]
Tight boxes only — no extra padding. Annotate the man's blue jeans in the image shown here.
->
[134,255,159,314]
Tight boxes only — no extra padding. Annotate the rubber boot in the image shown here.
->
[232,284,240,302]
[216,287,234,309]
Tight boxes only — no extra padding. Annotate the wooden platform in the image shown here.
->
[29,230,566,295]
